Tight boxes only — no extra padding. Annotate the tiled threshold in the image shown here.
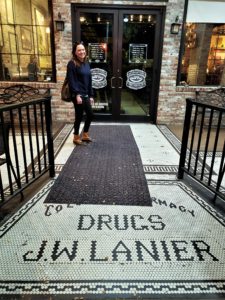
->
[0,123,224,300]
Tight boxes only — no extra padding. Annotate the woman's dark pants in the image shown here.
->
[73,96,94,135]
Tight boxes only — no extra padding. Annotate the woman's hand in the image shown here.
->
[90,97,94,105]
[76,95,82,104]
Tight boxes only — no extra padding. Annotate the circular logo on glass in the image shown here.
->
[91,68,107,89]
[126,69,146,90]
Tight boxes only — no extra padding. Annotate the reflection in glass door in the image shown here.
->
[75,7,162,121]
[79,11,115,115]
[119,12,155,116]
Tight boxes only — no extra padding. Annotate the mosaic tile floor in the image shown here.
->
[0,123,224,299]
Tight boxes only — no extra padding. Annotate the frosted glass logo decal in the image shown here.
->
[91,68,107,89]
[126,69,146,90]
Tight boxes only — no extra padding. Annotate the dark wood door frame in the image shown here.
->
[71,4,165,124]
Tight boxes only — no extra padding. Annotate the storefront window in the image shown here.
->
[0,0,54,82]
[179,0,225,86]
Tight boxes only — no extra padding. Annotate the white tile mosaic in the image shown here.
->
[131,124,180,166]
[54,132,74,164]
[0,179,225,294]
[0,123,224,296]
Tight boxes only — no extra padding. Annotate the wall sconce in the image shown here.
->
[170,16,181,34]
[55,12,65,31]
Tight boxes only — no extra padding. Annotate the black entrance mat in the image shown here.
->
[45,125,151,206]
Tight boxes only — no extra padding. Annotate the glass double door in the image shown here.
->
[73,7,163,121]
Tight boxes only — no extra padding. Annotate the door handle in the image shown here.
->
[111,76,123,88]
[111,77,116,88]
[118,76,123,89]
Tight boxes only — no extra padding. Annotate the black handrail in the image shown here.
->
[0,93,55,207]
[178,98,225,203]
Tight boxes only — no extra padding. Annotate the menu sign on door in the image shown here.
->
[129,44,148,63]
[88,43,107,63]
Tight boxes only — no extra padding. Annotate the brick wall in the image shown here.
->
[157,0,191,124]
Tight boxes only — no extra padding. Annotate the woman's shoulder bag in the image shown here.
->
[61,76,71,102]
[61,59,76,102]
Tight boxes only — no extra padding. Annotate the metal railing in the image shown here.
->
[0,94,55,206]
[178,98,225,203]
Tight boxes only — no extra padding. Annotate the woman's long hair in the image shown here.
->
[72,42,87,67]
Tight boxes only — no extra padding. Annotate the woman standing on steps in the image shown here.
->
[67,42,94,145]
